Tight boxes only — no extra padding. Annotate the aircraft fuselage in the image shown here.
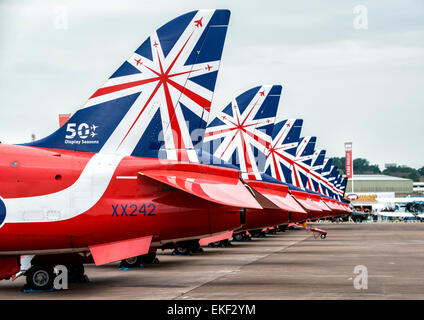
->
[0,144,241,255]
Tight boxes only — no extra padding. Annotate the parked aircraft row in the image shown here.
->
[0,9,351,291]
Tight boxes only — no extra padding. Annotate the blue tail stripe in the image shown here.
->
[299,171,308,187]
[303,159,312,166]
[189,71,218,91]
[253,93,281,121]
[259,123,274,137]
[157,11,197,58]
[221,102,233,116]
[313,150,326,167]
[269,86,282,96]
[322,159,333,173]
[208,116,226,127]
[300,137,316,157]
[131,108,163,158]
[235,87,260,114]
[184,10,230,66]
[110,61,142,79]
[179,101,207,148]
[135,37,153,61]
[282,165,293,184]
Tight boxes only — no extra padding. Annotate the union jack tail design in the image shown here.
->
[263,119,304,184]
[317,159,342,199]
[265,128,346,201]
[306,149,326,193]
[339,176,348,197]
[289,136,318,189]
[203,85,282,179]
[25,10,231,162]
[318,158,333,197]
[264,119,303,184]
[333,175,344,200]
[326,166,339,185]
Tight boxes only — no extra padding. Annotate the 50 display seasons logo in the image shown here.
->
[65,122,100,145]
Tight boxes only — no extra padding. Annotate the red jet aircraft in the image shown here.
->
[0,9,274,290]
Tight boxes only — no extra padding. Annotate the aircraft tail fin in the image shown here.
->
[24,10,231,162]
[203,85,282,179]
[264,118,303,184]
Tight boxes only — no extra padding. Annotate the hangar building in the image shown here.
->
[345,174,413,196]
[344,175,415,211]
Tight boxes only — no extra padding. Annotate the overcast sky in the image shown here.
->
[1,0,423,169]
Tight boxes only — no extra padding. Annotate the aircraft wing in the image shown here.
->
[344,205,353,213]
[199,231,234,246]
[322,198,340,213]
[337,202,350,213]
[244,180,307,214]
[308,194,332,213]
[289,190,323,213]
[89,235,152,266]
[139,163,262,209]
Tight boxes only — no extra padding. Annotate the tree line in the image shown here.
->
[332,157,424,182]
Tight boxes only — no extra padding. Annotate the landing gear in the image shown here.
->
[220,239,231,247]
[232,232,251,241]
[250,229,266,238]
[320,233,326,239]
[207,239,231,248]
[141,252,159,264]
[120,256,144,268]
[66,264,87,283]
[188,242,203,253]
[173,246,191,256]
[233,233,244,241]
[173,240,203,256]
[265,228,277,235]
[119,252,159,269]
[25,265,54,291]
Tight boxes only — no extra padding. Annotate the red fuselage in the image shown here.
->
[0,144,242,254]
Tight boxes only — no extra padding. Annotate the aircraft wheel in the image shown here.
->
[320,234,326,239]
[174,246,190,255]
[26,265,54,291]
[120,256,143,268]
[66,264,85,283]
[233,233,243,241]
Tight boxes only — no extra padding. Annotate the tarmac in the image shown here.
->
[1,222,424,300]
